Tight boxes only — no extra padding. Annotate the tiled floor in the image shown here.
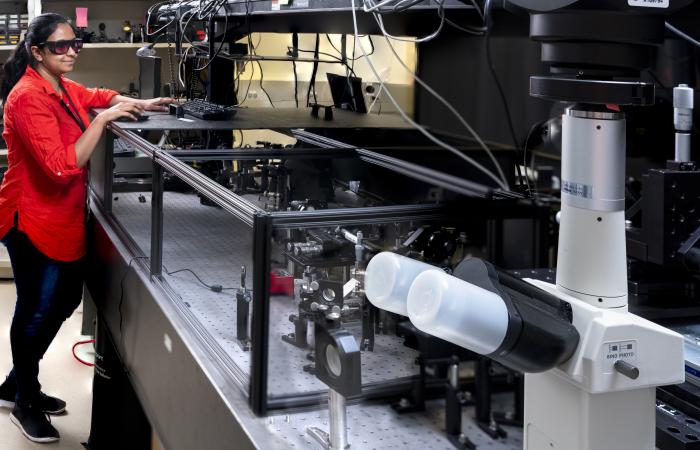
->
[0,281,94,449]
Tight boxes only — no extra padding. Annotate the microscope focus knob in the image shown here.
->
[614,360,640,380]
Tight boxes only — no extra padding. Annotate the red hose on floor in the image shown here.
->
[72,339,95,367]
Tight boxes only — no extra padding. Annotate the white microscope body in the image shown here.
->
[365,105,686,450]
[525,106,685,450]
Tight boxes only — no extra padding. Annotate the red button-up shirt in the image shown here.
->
[0,66,118,261]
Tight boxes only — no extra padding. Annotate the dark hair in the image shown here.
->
[1,13,73,104]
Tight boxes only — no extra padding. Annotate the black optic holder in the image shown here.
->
[530,76,655,106]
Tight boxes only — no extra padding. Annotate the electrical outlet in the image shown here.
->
[248,90,259,99]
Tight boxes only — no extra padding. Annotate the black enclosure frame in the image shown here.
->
[89,119,551,416]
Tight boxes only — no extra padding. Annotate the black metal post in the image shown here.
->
[150,161,164,276]
[361,302,375,351]
[476,358,507,439]
[487,219,504,266]
[103,132,115,213]
[445,359,476,450]
[250,212,272,415]
[392,355,426,413]
[475,357,491,424]
[206,16,216,101]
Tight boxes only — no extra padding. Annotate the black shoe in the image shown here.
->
[10,403,60,443]
[0,377,66,415]
[38,392,67,415]
[0,376,14,409]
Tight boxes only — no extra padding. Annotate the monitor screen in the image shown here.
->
[326,73,367,114]
[138,55,161,99]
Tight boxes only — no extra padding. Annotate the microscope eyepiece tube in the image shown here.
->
[406,259,580,373]
[364,252,440,316]
[406,270,510,355]
[366,253,579,372]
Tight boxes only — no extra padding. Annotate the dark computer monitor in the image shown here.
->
[138,55,161,99]
[326,73,367,113]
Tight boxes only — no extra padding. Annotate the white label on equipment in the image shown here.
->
[292,0,310,7]
[271,0,280,10]
[628,0,669,8]
[601,340,637,373]
[562,180,593,199]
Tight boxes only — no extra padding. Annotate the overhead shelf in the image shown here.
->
[0,43,183,51]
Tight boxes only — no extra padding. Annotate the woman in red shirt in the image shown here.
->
[0,13,171,443]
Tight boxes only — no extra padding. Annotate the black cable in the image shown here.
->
[163,265,237,292]
[239,0,255,106]
[234,64,240,99]
[339,34,359,111]
[523,120,545,198]
[193,1,229,72]
[291,32,300,108]
[237,61,254,106]
[256,60,276,107]
[326,34,342,57]
[291,48,360,79]
[236,0,257,108]
[188,54,199,98]
[311,33,321,105]
[294,48,350,62]
[292,59,299,108]
[240,0,274,108]
[306,34,321,106]
[325,34,376,60]
[484,0,528,194]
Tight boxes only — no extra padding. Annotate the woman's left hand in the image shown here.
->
[141,97,175,112]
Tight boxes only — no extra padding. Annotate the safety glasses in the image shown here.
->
[39,38,84,55]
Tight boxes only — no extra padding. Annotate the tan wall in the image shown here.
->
[43,1,153,40]
[7,2,418,112]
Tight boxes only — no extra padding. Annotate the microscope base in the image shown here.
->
[524,372,655,450]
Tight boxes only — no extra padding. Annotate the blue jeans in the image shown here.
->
[2,228,84,405]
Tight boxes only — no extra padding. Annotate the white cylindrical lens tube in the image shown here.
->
[407,270,509,355]
[673,84,693,132]
[364,252,440,316]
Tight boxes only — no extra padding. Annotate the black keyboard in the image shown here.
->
[113,138,136,154]
[181,99,237,120]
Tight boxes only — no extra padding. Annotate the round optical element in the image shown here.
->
[325,344,342,377]
[322,288,336,302]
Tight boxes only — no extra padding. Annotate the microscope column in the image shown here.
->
[555,107,628,309]
[525,106,656,450]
